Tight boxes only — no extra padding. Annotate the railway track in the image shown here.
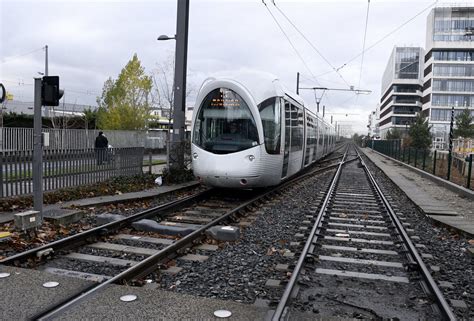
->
[271,145,456,320]
[0,145,348,320]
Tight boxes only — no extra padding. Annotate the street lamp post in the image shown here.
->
[157,0,189,170]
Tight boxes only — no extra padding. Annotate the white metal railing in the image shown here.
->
[0,147,144,198]
[0,128,167,151]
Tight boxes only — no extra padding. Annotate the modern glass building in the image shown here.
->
[378,47,424,139]
[422,6,474,149]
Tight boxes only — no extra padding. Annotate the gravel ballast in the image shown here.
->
[156,169,336,304]
[361,149,473,320]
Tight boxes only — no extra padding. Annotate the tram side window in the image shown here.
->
[307,117,316,146]
[284,101,291,150]
[259,97,281,154]
[291,105,303,152]
[317,119,323,148]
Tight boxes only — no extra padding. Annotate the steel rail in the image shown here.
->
[316,155,345,164]
[271,144,350,320]
[357,148,456,321]
[1,189,214,265]
[3,146,345,267]
[34,155,345,320]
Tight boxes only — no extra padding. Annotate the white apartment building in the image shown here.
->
[378,47,424,139]
[367,108,380,138]
[422,6,474,149]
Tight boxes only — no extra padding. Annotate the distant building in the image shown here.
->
[1,100,95,118]
[367,108,380,138]
[148,106,194,131]
[379,47,424,139]
[423,6,474,149]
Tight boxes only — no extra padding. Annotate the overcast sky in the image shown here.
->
[0,0,464,134]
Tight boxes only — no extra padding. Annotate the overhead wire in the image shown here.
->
[297,73,334,108]
[336,0,438,72]
[299,73,347,88]
[261,0,320,85]
[0,47,44,65]
[357,0,370,91]
[271,0,352,89]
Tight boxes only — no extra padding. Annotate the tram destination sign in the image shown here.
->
[210,88,241,108]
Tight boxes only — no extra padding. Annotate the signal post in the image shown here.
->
[33,76,63,220]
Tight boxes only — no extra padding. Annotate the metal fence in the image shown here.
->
[0,147,144,198]
[368,139,473,190]
[0,128,167,151]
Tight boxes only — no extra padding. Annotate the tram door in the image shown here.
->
[281,101,291,178]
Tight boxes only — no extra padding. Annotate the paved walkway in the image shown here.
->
[362,148,474,236]
[0,181,199,224]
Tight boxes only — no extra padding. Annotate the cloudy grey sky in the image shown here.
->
[0,0,464,134]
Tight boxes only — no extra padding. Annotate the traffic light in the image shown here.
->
[41,76,64,106]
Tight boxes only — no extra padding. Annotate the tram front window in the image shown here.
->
[192,88,259,154]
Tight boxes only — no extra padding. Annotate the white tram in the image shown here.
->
[191,71,336,188]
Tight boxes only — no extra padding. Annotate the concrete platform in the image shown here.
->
[362,148,474,236]
[55,283,269,320]
[0,265,270,320]
[0,181,199,224]
[0,266,95,320]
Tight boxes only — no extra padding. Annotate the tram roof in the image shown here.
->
[201,69,305,107]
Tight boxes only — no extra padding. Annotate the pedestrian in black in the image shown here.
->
[95,131,108,165]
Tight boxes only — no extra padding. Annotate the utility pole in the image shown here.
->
[171,0,189,169]
[296,72,300,95]
[447,105,455,180]
[44,45,50,118]
[33,78,43,220]
[45,45,48,76]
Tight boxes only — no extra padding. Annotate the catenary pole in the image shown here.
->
[171,0,189,169]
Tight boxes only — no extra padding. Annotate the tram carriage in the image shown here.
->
[191,71,336,188]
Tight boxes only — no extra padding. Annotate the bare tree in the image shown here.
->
[151,55,194,168]
[151,56,175,132]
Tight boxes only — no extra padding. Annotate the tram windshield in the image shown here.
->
[192,88,259,154]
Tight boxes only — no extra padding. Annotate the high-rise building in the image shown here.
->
[378,47,424,139]
[422,6,474,149]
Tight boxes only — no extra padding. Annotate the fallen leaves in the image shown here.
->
[0,173,159,212]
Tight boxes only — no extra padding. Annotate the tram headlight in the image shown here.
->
[248,155,255,162]
[193,153,198,159]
